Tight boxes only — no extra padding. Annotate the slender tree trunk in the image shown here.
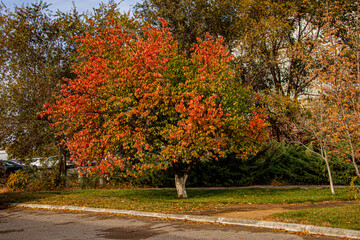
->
[317,100,335,195]
[322,146,335,195]
[348,137,360,177]
[324,158,335,195]
[78,169,84,184]
[99,176,106,187]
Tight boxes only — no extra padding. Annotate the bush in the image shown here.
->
[5,167,64,191]
[104,141,357,188]
[247,142,327,185]
[6,171,30,191]
[327,157,360,185]
[29,169,59,190]
[8,142,357,190]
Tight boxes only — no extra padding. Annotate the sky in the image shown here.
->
[2,0,142,14]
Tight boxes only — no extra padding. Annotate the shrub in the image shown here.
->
[248,142,327,185]
[93,141,356,188]
[29,169,58,190]
[5,167,64,191]
[6,171,30,191]
[8,142,356,190]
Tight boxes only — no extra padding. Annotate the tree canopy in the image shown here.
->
[43,19,268,197]
[0,2,71,158]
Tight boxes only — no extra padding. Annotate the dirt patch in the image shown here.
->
[202,201,359,220]
[213,207,289,220]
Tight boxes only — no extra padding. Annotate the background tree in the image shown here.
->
[290,0,360,193]
[134,0,241,54]
[0,2,72,159]
[234,0,326,140]
[43,20,268,198]
[305,0,360,178]
[292,97,336,194]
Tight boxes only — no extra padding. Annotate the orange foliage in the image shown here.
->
[42,19,268,178]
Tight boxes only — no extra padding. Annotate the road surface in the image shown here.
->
[0,208,343,240]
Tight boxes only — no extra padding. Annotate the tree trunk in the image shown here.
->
[57,145,66,186]
[324,156,335,195]
[349,143,360,178]
[173,161,191,199]
[175,173,188,199]
[322,147,335,195]
[99,176,105,187]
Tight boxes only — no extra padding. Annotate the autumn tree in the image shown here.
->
[305,0,360,178]
[232,0,328,140]
[292,0,360,192]
[0,2,73,159]
[43,20,268,198]
[293,97,336,194]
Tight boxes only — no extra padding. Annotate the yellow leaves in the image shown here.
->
[44,16,271,180]
[209,125,216,132]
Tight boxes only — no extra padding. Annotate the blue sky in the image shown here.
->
[2,0,142,14]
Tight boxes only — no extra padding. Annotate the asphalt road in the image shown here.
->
[0,208,343,240]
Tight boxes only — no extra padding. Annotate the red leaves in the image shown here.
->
[247,110,268,141]
[43,18,268,177]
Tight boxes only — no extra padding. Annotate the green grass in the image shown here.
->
[270,204,360,230]
[0,187,354,213]
[1,187,359,230]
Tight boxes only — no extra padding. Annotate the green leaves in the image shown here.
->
[45,18,268,181]
[0,2,75,158]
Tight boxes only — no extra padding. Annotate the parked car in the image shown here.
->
[30,156,58,169]
[29,156,76,169]
[9,160,28,167]
[29,158,44,168]
[0,160,28,175]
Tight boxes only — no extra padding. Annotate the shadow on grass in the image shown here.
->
[0,191,51,206]
[0,189,79,208]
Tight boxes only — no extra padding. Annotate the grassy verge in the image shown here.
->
[269,204,360,230]
[1,187,359,229]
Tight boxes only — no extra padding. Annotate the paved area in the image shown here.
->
[8,203,360,239]
[0,208,343,240]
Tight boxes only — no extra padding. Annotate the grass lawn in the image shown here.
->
[270,204,360,230]
[1,187,359,230]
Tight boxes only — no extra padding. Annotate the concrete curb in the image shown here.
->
[9,203,360,239]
